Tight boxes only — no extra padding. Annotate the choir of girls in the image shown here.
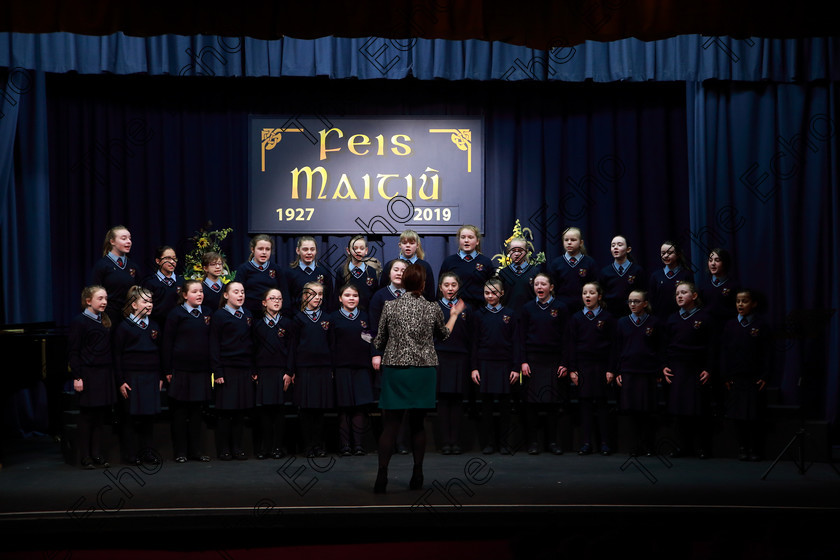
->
[71,224,769,469]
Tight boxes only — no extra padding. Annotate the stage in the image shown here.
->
[1,434,838,559]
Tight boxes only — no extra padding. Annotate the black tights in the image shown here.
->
[171,400,205,457]
[378,409,426,469]
[76,405,108,459]
[338,407,368,449]
[437,394,464,447]
[579,398,611,447]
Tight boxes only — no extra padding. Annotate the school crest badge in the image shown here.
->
[321,321,330,330]
[129,268,136,277]
[645,327,654,336]
[550,309,558,317]
[750,328,760,337]
[366,277,375,286]
[317,275,325,284]
[150,330,158,340]
[627,275,636,284]
[204,316,211,325]
[597,320,605,330]
[475,263,484,271]
[502,315,511,324]
[360,321,368,329]
[578,268,587,277]
[461,312,467,320]
[269,270,276,279]
[246,317,252,327]
[277,328,286,338]
[722,288,730,296]
[693,320,702,329]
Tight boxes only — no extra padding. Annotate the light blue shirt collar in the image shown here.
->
[459,249,478,260]
[251,259,269,270]
[340,307,358,319]
[183,303,201,314]
[225,304,242,316]
[583,306,602,318]
[156,270,176,283]
[83,309,102,322]
[107,252,126,267]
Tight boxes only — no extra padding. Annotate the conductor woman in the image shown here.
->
[372,264,465,493]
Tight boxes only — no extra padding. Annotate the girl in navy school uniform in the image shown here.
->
[382,229,436,302]
[435,272,472,454]
[369,258,408,367]
[702,248,739,327]
[252,288,295,459]
[336,235,382,311]
[517,272,571,455]
[567,281,617,455]
[114,286,163,466]
[648,240,694,322]
[701,248,739,414]
[162,279,212,463]
[613,290,663,456]
[142,245,184,333]
[289,281,335,457]
[235,234,291,318]
[201,251,227,313]
[662,281,715,458]
[471,278,519,455]
[330,283,376,456]
[721,289,771,461]
[209,281,256,460]
[497,237,542,311]
[68,285,117,469]
[547,227,597,313]
[439,225,496,309]
[90,225,141,327]
[599,235,646,318]
[287,235,336,313]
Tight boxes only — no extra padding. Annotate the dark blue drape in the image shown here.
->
[687,81,839,421]
[0,68,51,324]
[2,33,838,82]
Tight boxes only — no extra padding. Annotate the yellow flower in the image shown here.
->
[193,264,203,271]
[197,237,210,249]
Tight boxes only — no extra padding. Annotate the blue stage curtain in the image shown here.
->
[687,81,839,422]
[0,68,52,325]
[2,33,838,82]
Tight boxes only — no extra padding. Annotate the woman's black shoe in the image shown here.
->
[409,465,424,490]
[374,467,388,494]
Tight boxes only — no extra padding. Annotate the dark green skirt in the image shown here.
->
[379,366,437,410]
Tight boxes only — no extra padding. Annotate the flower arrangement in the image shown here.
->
[183,222,235,282]
[492,219,546,268]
